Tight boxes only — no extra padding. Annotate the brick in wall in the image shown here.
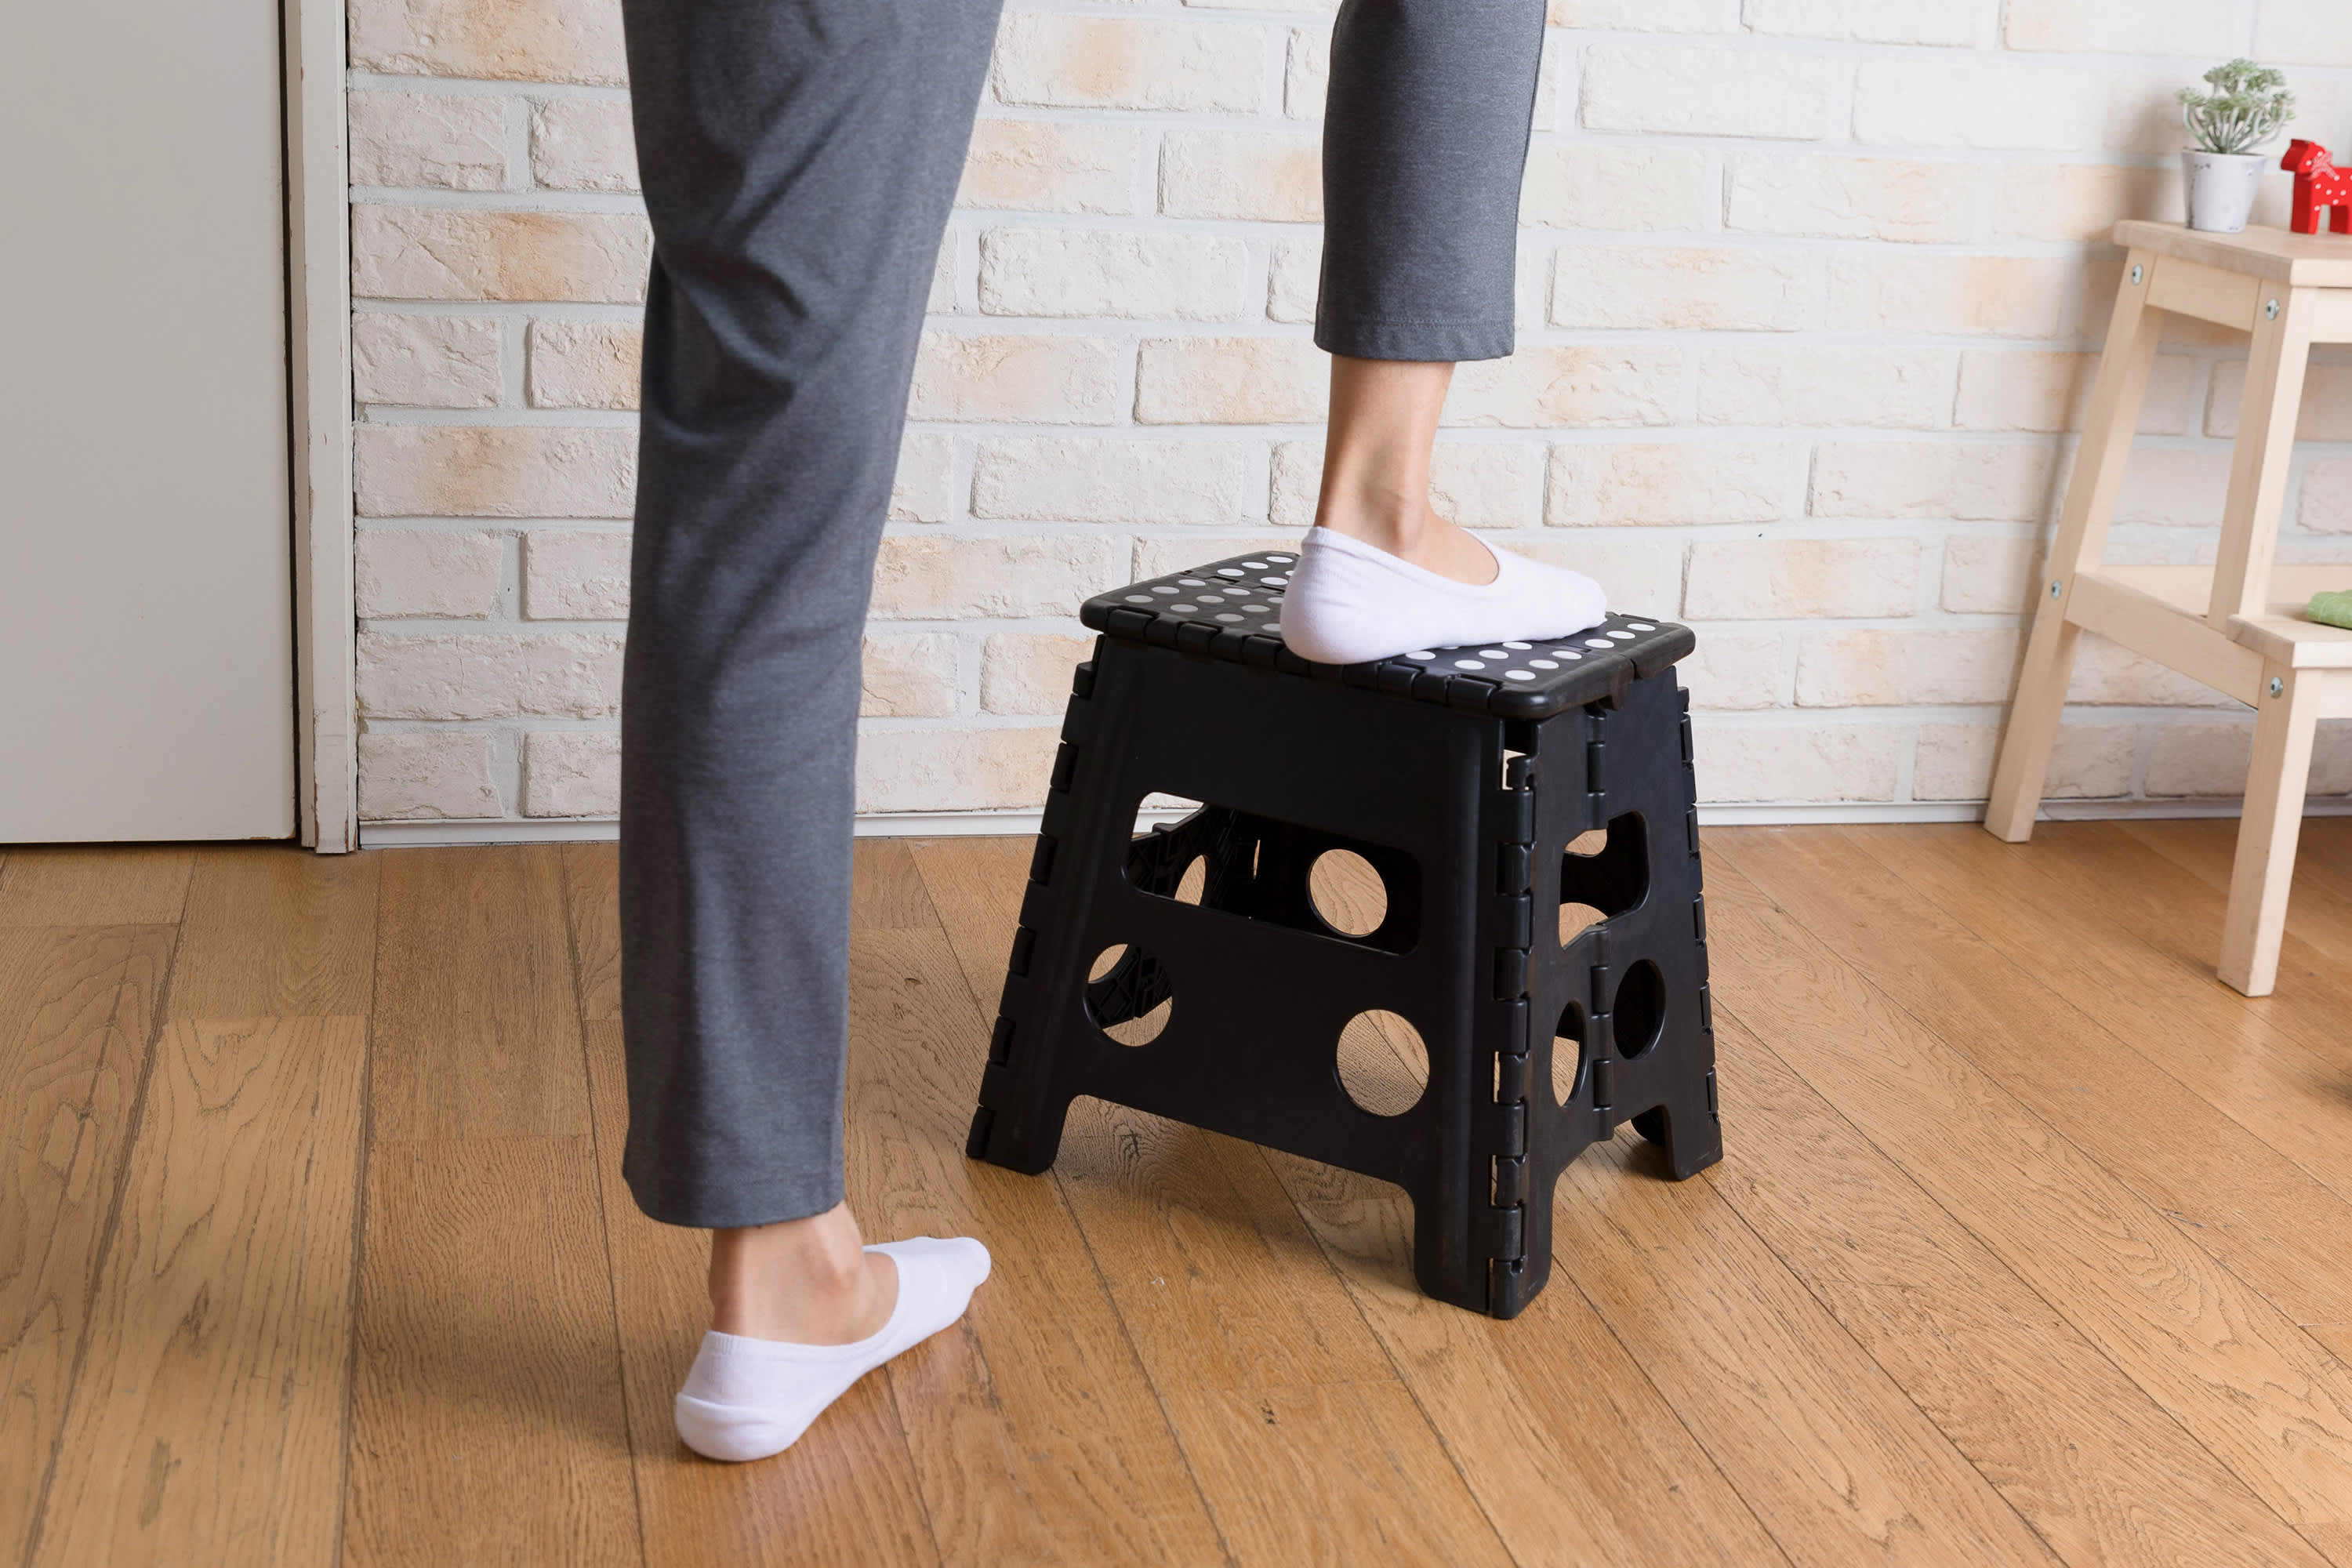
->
[1696,346,1945,430]
[1724,155,1979,245]
[353,206,649,303]
[523,530,631,619]
[959,121,1143,214]
[1547,442,1798,527]
[356,426,637,519]
[530,99,639,194]
[1580,42,1838,140]
[358,731,503,818]
[989,15,1263,113]
[909,333,1123,424]
[352,314,503,408]
[1914,721,2136,800]
[1684,538,1920,619]
[980,633,1096,716]
[978,229,1250,321]
[350,0,627,84]
[869,535,1122,620]
[521,730,622,816]
[1794,628,2024,706]
[1550,245,1812,332]
[973,437,1258,525]
[359,631,624,720]
[855,726,1062,813]
[348,91,506,191]
[357,529,503,619]
[1691,724,1901,803]
[862,634,961,718]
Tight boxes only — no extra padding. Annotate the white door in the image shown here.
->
[0,0,296,841]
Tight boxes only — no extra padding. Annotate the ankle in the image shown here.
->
[1316,491,1437,557]
[709,1204,895,1344]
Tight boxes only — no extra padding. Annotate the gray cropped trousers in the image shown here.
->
[617,0,1548,1229]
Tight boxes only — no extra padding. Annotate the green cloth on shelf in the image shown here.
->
[2312,591,2352,630]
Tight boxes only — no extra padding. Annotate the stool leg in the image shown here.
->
[2219,662,2321,996]
[2206,289,2315,630]
[1986,249,2161,843]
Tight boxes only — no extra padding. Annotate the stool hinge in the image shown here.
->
[1029,834,1058,886]
[988,1016,1015,1066]
[1473,1204,1524,1261]
[1491,1153,1526,1208]
[1070,659,1097,699]
[1495,1049,1530,1105]
[1497,1101,1526,1160]
[1050,742,1080,796]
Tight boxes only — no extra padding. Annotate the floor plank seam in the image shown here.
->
[331,850,387,1568]
[556,848,654,1568]
[1556,1261,1801,1568]
[22,916,186,1564]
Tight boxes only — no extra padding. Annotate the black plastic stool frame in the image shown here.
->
[966,623,1721,1319]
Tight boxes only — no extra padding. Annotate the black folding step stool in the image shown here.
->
[964,551,1721,1318]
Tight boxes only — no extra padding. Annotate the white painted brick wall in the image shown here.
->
[348,0,2352,827]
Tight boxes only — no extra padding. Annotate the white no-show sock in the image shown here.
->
[673,1236,992,1463]
[1278,527,1610,666]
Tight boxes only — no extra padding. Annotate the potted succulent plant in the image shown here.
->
[2177,59,2295,233]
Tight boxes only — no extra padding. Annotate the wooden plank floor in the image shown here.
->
[4,822,2352,1563]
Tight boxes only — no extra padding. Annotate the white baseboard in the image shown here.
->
[357,795,2352,848]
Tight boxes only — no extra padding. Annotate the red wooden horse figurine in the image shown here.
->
[2282,140,2352,235]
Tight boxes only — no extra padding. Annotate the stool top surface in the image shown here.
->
[1081,551,1696,720]
[2112,220,2352,288]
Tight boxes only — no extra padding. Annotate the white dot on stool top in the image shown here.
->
[1241,560,1267,569]
[1198,593,1224,602]
[1261,622,1281,633]
[1152,585,1178,594]
[1125,594,1151,602]
[1503,641,1531,650]
[1218,568,1244,578]
[1530,659,1557,670]
[1268,554,1294,562]
[1261,575,1286,586]
[1628,622,1655,630]
[1454,659,1485,670]
[1407,651,1435,660]
[1504,670,1534,681]
[1479,648,1508,659]
[1171,604,1196,612]
[1608,630,1634,640]
[1215,613,1242,622]
[1178,578,1205,586]
[1563,651,1584,659]
[1584,638,1613,648]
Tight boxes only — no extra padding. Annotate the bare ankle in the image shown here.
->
[709,1203,898,1345]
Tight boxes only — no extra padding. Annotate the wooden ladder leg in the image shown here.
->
[2206,287,2315,629]
[2218,663,2321,996]
[1984,251,2161,842]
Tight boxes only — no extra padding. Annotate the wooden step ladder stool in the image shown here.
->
[1987,220,2352,996]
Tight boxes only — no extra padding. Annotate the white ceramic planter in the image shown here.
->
[2182,148,2267,233]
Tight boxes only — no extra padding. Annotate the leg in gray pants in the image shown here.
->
[618,0,1548,1229]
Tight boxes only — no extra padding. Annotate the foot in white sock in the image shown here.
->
[1279,527,1609,666]
[673,1236,991,1462]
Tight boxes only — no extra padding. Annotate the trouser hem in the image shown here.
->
[623,1166,848,1232]
[1315,315,1518,363]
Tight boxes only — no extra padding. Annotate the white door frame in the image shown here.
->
[286,0,356,851]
